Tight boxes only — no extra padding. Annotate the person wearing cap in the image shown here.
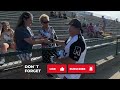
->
[52,18,87,79]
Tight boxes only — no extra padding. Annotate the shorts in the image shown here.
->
[0,40,14,48]
[17,51,32,61]
[57,74,81,79]
[5,41,14,46]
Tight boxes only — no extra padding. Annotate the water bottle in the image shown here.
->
[56,51,60,57]
[58,50,64,58]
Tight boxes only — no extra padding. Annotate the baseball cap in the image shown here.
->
[68,18,82,30]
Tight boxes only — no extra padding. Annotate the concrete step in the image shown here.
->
[0,17,59,21]
[8,22,67,26]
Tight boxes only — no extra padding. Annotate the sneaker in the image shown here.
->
[0,57,5,65]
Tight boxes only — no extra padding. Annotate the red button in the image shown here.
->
[47,64,67,74]
[68,64,96,74]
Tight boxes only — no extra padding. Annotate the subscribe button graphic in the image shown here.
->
[68,64,96,74]
[47,64,96,74]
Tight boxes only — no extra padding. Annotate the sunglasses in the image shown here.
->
[42,21,49,24]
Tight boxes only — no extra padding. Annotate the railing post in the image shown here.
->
[116,37,118,55]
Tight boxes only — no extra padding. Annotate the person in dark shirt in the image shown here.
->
[14,12,52,79]
[14,12,51,65]
[102,16,107,32]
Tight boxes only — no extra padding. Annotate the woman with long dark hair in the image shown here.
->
[14,12,51,65]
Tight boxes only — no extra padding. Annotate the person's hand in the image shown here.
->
[40,36,47,39]
[50,55,59,63]
[38,34,47,39]
[41,38,51,44]
[48,38,54,43]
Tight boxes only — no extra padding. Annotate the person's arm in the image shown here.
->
[53,39,65,46]
[50,28,66,46]
[24,37,51,45]
[17,30,52,45]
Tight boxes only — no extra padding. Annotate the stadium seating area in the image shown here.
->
[0,11,70,40]
[0,11,119,52]
[0,11,120,40]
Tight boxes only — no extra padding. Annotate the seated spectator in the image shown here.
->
[0,21,16,65]
[50,11,54,17]
[54,11,57,18]
[63,13,67,19]
[58,11,62,18]
[87,23,95,38]
[73,13,76,18]
[50,11,57,18]
[1,21,16,50]
[94,23,101,38]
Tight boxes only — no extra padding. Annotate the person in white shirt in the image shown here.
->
[38,14,58,63]
[52,19,87,79]
[38,14,58,77]
[94,23,100,38]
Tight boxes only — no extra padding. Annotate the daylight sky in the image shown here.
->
[87,11,120,21]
